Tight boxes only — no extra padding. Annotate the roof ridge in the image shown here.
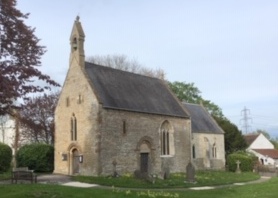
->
[85,61,162,81]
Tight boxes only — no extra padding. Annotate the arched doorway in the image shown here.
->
[72,149,80,174]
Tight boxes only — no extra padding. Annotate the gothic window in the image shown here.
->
[72,37,77,51]
[192,145,196,159]
[77,94,83,104]
[161,129,169,155]
[71,113,77,141]
[212,143,217,158]
[66,97,70,107]
[122,120,127,135]
[160,121,174,156]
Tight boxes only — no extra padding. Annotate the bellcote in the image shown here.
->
[70,16,85,67]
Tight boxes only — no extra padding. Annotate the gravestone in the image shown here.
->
[236,160,241,174]
[112,160,119,177]
[186,161,196,183]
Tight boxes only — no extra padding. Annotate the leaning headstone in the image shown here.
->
[236,160,241,174]
[186,161,196,183]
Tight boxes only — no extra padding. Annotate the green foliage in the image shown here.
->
[227,152,257,172]
[16,143,54,172]
[168,81,224,118]
[0,143,12,173]
[214,116,247,154]
[168,81,202,103]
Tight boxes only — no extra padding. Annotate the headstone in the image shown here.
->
[186,161,196,183]
[236,160,241,174]
[112,160,119,177]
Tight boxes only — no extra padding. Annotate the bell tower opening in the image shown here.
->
[72,37,77,51]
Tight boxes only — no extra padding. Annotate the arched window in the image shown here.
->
[71,113,77,141]
[212,143,217,158]
[192,145,196,159]
[160,121,174,156]
[72,37,77,51]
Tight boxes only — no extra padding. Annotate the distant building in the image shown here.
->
[244,133,278,166]
[0,116,15,153]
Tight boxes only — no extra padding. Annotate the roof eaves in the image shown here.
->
[102,106,190,119]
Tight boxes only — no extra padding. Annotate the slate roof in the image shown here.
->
[183,103,224,134]
[253,149,278,159]
[84,62,189,118]
[244,134,259,146]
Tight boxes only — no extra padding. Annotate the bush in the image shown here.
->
[227,151,256,172]
[0,143,12,173]
[16,143,54,172]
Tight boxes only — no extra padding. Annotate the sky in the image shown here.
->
[16,0,278,137]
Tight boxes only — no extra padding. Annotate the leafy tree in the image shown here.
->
[16,143,54,172]
[168,81,224,118]
[168,81,201,103]
[87,54,165,79]
[0,0,59,115]
[0,142,12,172]
[19,92,59,145]
[214,116,247,154]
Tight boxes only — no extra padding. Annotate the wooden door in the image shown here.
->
[140,153,149,173]
[72,149,79,174]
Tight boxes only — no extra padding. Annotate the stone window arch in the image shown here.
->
[71,113,77,141]
[192,144,196,159]
[160,120,174,156]
[71,37,78,51]
[212,143,217,158]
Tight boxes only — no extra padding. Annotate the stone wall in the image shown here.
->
[192,133,225,170]
[54,58,100,176]
[98,108,191,176]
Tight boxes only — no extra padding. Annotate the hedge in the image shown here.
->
[16,143,54,172]
[227,152,257,172]
[0,143,12,173]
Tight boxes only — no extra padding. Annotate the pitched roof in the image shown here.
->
[84,62,189,118]
[183,103,224,134]
[253,149,278,159]
[244,134,259,146]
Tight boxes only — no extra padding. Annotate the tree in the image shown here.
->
[168,81,247,153]
[19,92,59,145]
[0,142,12,172]
[214,116,247,154]
[87,54,166,79]
[168,81,224,118]
[0,0,59,115]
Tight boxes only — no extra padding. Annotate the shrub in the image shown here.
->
[0,143,12,173]
[16,143,54,172]
[227,151,256,172]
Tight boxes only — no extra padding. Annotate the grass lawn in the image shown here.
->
[74,171,260,188]
[0,177,277,198]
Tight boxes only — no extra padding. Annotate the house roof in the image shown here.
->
[253,149,278,159]
[244,134,259,146]
[183,103,224,134]
[84,62,189,118]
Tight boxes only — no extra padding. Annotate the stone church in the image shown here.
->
[54,17,192,177]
